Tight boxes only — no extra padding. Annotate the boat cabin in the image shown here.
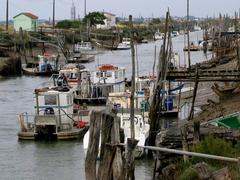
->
[92,64,126,92]
[34,87,74,134]
[74,42,93,53]
[38,54,58,73]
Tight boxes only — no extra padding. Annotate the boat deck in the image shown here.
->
[18,127,88,140]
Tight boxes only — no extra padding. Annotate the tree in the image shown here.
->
[83,12,106,27]
[56,20,81,29]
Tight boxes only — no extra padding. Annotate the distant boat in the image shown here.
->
[153,30,164,40]
[117,38,131,50]
[171,31,179,37]
[183,42,200,51]
[73,41,93,53]
[69,53,95,63]
[141,39,148,43]
[22,53,59,76]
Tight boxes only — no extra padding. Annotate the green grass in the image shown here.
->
[176,135,240,179]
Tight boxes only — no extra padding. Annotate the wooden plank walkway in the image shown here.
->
[167,69,240,81]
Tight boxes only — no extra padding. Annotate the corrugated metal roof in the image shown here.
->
[13,12,38,19]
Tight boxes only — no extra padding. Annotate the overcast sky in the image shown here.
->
[0,0,239,21]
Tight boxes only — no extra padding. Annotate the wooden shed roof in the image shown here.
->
[13,12,38,19]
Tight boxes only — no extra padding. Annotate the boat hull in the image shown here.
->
[18,127,88,140]
[22,67,58,76]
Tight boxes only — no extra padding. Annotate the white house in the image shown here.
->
[96,12,116,29]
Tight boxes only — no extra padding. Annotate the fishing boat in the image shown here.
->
[69,53,95,63]
[119,113,149,158]
[116,38,131,50]
[171,31,179,37]
[58,63,86,91]
[83,112,149,158]
[22,53,59,76]
[17,82,88,140]
[74,41,93,53]
[183,42,200,51]
[154,30,164,40]
[74,64,126,104]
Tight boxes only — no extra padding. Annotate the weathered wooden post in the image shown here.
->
[123,14,139,180]
[182,124,189,162]
[187,67,200,144]
[187,0,191,71]
[148,10,170,150]
[96,110,124,180]
[152,45,157,77]
[85,111,101,180]
[111,114,123,180]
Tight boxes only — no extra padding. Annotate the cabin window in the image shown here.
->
[44,95,57,105]
[106,71,112,77]
[118,71,122,78]
[96,72,103,78]
[115,72,118,79]
[67,95,72,105]
[70,73,76,79]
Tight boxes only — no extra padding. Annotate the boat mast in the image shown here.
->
[53,0,55,28]
[187,0,191,70]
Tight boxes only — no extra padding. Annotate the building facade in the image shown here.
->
[13,12,38,32]
[96,12,116,29]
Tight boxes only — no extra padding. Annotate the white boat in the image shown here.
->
[72,64,126,104]
[154,30,164,40]
[17,83,88,140]
[83,112,149,158]
[58,63,86,91]
[119,113,150,158]
[117,38,131,50]
[171,31,179,37]
[22,53,59,76]
[74,41,93,53]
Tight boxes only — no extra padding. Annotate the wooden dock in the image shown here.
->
[167,69,240,82]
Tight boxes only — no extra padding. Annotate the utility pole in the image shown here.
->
[187,0,191,71]
[53,0,55,28]
[6,0,9,31]
[130,14,135,140]
[123,15,138,180]
[84,0,87,17]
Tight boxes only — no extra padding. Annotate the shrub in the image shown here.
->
[192,135,240,167]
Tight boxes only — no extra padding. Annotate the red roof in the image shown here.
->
[13,12,38,19]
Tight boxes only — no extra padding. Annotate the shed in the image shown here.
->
[13,12,38,32]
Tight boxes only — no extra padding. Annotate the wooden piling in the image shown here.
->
[85,111,101,180]
[85,110,124,180]
[149,10,170,149]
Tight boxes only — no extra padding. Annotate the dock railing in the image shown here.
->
[138,145,240,163]
[118,143,240,172]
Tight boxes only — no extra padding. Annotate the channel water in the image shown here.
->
[0,31,206,179]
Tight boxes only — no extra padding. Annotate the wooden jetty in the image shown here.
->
[167,69,240,82]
